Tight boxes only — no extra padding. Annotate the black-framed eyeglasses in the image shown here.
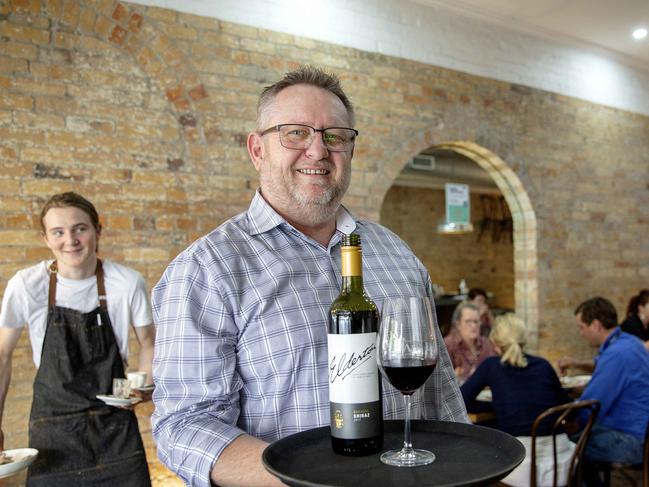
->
[259,124,358,152]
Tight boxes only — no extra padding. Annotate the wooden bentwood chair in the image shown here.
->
[530,399,600,487]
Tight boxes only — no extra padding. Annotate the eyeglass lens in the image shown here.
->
[278,124,356,152]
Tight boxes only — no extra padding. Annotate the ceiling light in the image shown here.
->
[632,28,648,40]
[437,221,474,234]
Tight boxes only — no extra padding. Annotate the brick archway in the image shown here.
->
[101,1,211,170]
[376,139,539,349]
[93,1,208,164]
[2,2,214,481]
[435,141,539,349]
[13,0,210,168]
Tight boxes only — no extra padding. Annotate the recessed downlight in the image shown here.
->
[632,27,648,40]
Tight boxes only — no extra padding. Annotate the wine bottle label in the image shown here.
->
[329,401,382,439]
[328,332,381,439]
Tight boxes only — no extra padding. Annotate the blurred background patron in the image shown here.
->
[620,289,649,349]
[468,287,495,337]
[444,301,496,384]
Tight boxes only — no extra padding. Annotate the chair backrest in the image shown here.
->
[530,399,600,487]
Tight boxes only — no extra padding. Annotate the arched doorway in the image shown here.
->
[379,141,539,349]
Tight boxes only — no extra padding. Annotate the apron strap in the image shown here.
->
[96,259,108,310]
[48,261,57,308]
[48,259,107,309]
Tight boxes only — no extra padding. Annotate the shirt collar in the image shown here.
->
[247,189,357,239]
[599,326,622,354]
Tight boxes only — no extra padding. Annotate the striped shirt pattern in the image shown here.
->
[151,191,468,486]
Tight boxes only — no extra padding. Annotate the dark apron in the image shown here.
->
[26,260,151,487]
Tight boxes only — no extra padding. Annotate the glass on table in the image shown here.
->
[376,296,439,467]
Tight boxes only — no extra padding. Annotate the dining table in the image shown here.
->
[263,420,525,487]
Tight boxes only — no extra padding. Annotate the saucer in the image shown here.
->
[96,394,142,407]
[0,448,39,479]
[132,384,155,393]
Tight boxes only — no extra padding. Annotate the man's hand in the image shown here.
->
[131,387,153,403]
[557,357,575,376]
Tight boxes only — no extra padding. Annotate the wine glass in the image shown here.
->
[376,296,439,467]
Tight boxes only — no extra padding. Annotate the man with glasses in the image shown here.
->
[151,66,468,487]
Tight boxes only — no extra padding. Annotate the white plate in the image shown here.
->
[476,388,492,401]
[0,448,39,479]
[133,384,155,392]
[560,374,591,388]
[96,395,142,407]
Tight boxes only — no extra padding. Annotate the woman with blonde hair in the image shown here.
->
[490,312,528,367]
[461,313,573,487]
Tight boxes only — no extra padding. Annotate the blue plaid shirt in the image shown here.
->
[151,191,468,486]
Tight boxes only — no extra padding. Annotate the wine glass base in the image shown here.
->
[380,448,436,467]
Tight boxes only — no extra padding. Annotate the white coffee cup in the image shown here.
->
[112,378,131,398]
[127,371,147,389]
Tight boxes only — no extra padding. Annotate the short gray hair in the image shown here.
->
[451,301,480,327]
[256,65,355,129]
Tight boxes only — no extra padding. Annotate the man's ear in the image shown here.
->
[591,319,603,331]
[247,132,265,171]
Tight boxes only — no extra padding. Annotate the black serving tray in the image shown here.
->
[263,420,525,487]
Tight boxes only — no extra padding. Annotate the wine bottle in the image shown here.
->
[328,233,383,455]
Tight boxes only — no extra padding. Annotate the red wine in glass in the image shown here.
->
[377,296,439,467]
[382,360,437,395]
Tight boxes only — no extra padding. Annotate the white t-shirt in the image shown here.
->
[0,259,153,368]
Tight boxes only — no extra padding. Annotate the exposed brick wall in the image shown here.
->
[128,0,649,117]
[1,1,648,484]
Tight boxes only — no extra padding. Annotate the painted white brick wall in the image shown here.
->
[129,0,649,116]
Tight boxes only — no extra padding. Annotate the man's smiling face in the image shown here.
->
[248,83,353,228]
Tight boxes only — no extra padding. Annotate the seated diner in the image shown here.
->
[444,301,496,384]
[461,313,572,487]
[468,287,494,337]
[566,297,649,486]
[619,289,649,349]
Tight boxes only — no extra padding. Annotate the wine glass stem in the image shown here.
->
[402,393,413,452]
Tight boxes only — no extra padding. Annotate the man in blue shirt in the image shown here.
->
[572,297,649,484]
